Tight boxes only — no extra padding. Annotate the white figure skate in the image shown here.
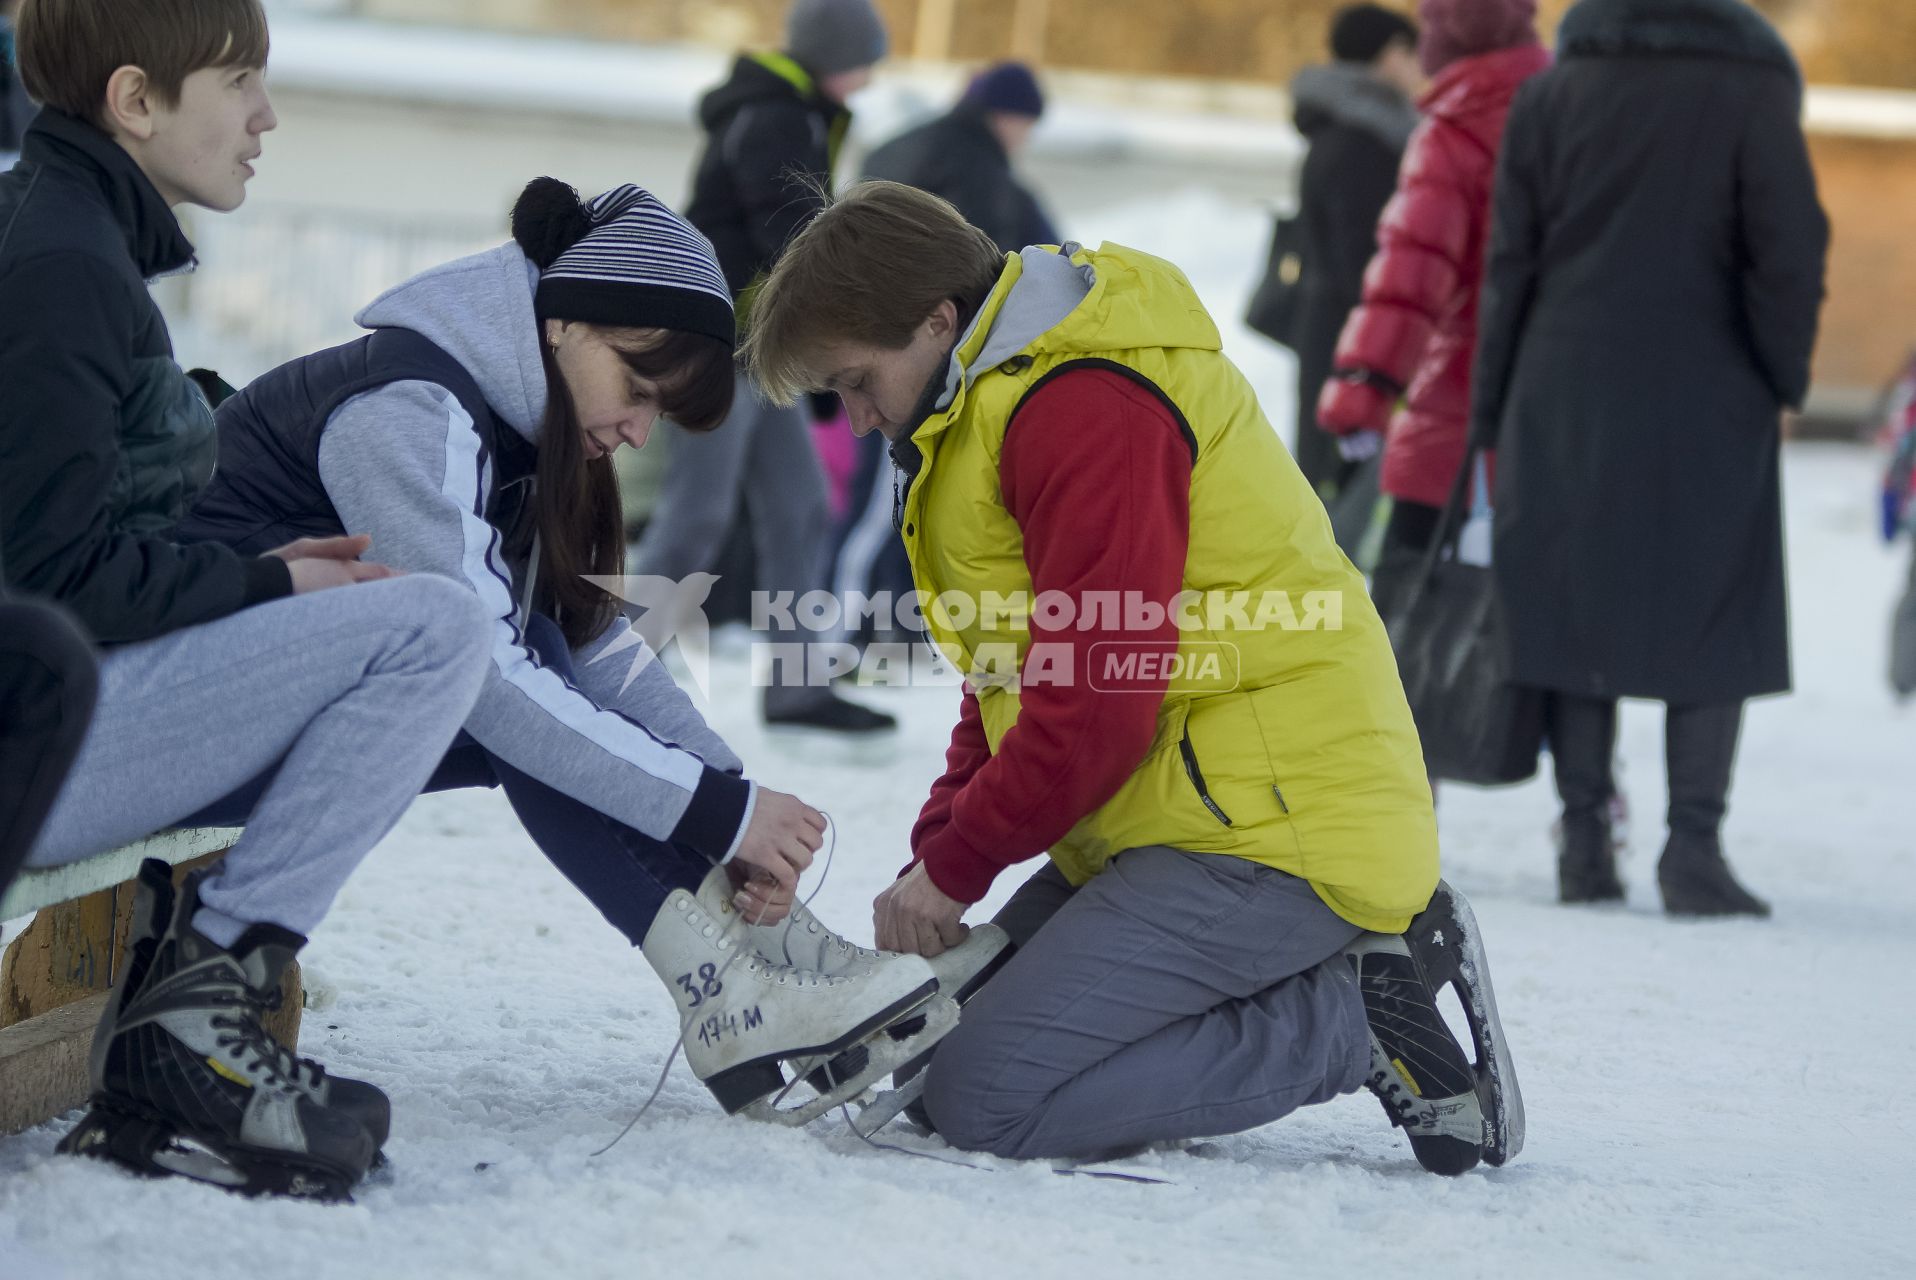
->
[642,885,951,1126]
[687,869,1013,1133]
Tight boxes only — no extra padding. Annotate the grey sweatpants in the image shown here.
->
[627,373,831,713]
[922,846,1372,1160]
[26,576,489,947]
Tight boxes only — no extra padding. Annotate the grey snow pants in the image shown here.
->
[922,846,1373,1160]
[25,576,489,947]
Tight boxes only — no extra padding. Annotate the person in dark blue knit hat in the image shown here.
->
[181,177,773,921]
[863,60,1058,255]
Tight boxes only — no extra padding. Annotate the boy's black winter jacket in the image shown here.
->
[0,110,289,644]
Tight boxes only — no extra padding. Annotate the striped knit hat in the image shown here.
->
[510,177,735,348]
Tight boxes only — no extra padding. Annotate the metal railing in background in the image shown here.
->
[163,203,503,381]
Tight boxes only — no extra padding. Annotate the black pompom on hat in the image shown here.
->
[508,177,735,348]
[511,177,594,270]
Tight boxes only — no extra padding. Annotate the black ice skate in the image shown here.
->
[1344,879,1525,1173]
[110,859,393,1151]
[57,860,378,1200]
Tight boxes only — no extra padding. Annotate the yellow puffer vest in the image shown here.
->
[899,244,1438,932]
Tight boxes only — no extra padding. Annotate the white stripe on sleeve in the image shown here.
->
[437,393,706,793]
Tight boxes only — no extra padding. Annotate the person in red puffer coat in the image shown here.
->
[1317,0,1549,574]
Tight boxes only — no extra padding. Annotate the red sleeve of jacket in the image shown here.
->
[909,688,992,857]
[911,366,1192,903]
[1317,121,1476,436]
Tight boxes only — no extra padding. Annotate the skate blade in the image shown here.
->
[940,923,1014,1005]
[1052,1157,1173,1184]
[151,1137,263,1190]
[811,926,1012,1087]
[846,1071,925,1139]
[60,1107,359,1201]
[1416,882,1526,1166]
[703,975,941,1114]
[743,996,959,1130]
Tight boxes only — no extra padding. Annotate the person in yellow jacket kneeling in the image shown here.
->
[743,181,1523,1174]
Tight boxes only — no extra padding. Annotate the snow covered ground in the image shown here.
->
[4,152,1913,1278]
[3,448,1912,1278]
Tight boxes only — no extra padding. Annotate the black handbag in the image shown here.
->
[1245,215,1305,347]
[1385,448,1545,786]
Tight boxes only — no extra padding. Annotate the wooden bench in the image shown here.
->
[0,828,302,1135]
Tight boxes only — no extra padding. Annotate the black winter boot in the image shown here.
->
[58,861,379,1198]
[764,686,897,733]
[1547,693,1623,904]
[1658,703,1769,918]
[1658,834,1772,918]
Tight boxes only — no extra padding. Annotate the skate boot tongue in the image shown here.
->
[694,868,746,925]
[227,922,307,997]
[926,924,1011,1003]
[223,924,393,1151]
[692,867,880,977]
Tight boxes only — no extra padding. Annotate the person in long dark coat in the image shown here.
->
[1286,5,1423,519]
[1471,0,1829,916]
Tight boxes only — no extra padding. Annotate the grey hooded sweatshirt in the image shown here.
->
[316,243,754,859]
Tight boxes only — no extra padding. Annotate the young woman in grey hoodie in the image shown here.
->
[179,180,991,1119]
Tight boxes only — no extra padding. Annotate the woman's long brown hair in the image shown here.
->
[518,327,735,649]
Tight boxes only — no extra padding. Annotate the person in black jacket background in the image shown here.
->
[1286,4,1423,512]
[862,61,1058,255]
[683,0,876,299]
[635,0,895,733]
[1471,0,1829,917]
